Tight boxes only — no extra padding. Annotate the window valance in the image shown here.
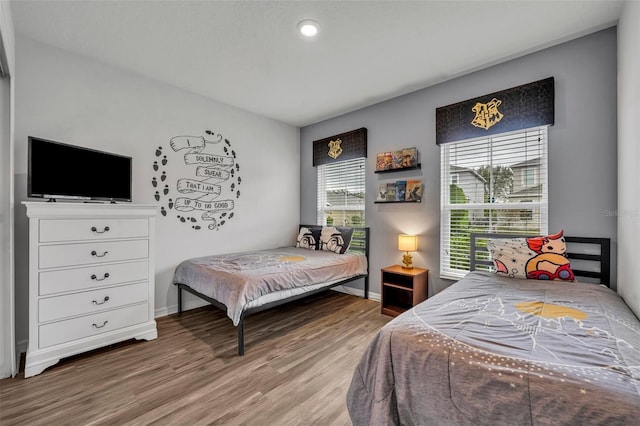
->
[436,77,554,145]
[313,127,367,167]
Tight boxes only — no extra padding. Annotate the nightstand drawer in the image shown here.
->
[39,218,149,242]
[39,282,149,323]
[39,303,149,349]
[39,260,149,295]
[39,240,149,269]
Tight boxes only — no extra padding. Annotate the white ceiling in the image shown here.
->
[10,0,624,127]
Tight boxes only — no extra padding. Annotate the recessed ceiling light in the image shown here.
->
[297,19,320,38]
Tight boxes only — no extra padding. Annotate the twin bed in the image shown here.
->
[347,233,640,425]
[173,228,639,424]
[173,225,369,355]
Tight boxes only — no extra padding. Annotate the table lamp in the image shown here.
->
[398,234,418,269]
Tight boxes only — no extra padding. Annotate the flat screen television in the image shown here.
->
[28,136,132,202]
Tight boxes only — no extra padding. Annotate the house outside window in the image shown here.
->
[317,157,365,227]
[522,167,536,187]
[440,126,549,279]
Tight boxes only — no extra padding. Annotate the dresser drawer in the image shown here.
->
[39,240,149,269]
[39,260,149,296]
[39,282,149,323]
[39,303,149,349]
[39,218,149,242]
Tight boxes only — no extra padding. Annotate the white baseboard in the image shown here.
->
[155,298,210,318]
[330,285,381,302]
[155,286,380,319]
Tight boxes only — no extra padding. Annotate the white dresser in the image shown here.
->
[23,202,158,378]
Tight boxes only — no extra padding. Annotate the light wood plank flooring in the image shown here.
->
[0,292,389,425]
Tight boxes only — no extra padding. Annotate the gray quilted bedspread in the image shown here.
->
[347,271,640,425]
[173,247,367,325]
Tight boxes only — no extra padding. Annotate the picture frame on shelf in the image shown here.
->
[377,183,388,201]
[374,147,420,173]
[376,153,387,171]
[392,150,404,169]
[406,179,422,202]
[374,180,421,204]
[376,151,393,171]
[395,180,407,201]
[402,147,417,168]
[385,182,397,201]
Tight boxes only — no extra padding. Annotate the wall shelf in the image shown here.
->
[374,164,422,174]
[374,199,421,204]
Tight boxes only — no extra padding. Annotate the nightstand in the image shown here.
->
[381,265,429,317]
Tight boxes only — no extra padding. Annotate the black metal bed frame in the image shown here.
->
[176,225,370,355]
[470,233,611,286]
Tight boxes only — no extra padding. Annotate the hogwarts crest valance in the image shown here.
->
[313,127,367,166]
[436,77,554,145]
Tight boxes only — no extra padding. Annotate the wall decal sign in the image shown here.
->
[436,77,554,145]
[151,130,242,231]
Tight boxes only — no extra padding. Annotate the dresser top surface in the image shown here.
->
[23,201,158,218]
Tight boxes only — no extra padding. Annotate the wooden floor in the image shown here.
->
[0,292,389,425]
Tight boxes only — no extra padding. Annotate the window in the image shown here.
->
[522,168,536,187]
[440,126,548,279]
[317,157,365,227]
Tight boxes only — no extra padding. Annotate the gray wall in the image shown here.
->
[301,28,618,297]
[617,1,640,318]
[0,0,16,378]
[14,36,300,349]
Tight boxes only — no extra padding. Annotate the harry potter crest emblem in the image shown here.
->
[471,98,504,130]
[327,138,343,159]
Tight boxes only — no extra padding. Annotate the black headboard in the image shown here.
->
[298,224,370,298]
[298,224,369,257]
[470,233,611,287]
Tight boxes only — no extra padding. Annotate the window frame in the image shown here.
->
[439,126,549,280]
[317,157,366,227]
[523,167,536,187]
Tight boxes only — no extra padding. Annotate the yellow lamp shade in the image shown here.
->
[398,234,418,252]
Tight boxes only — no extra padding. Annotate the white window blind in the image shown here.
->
[317,157,365,227]
[440,126,549,279]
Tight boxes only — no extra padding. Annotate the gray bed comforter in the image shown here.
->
[347,271,640,425]
[173,247,367,325]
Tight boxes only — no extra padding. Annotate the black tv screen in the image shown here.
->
[28,137,132,202]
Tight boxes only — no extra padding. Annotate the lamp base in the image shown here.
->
[401,252,414,269]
